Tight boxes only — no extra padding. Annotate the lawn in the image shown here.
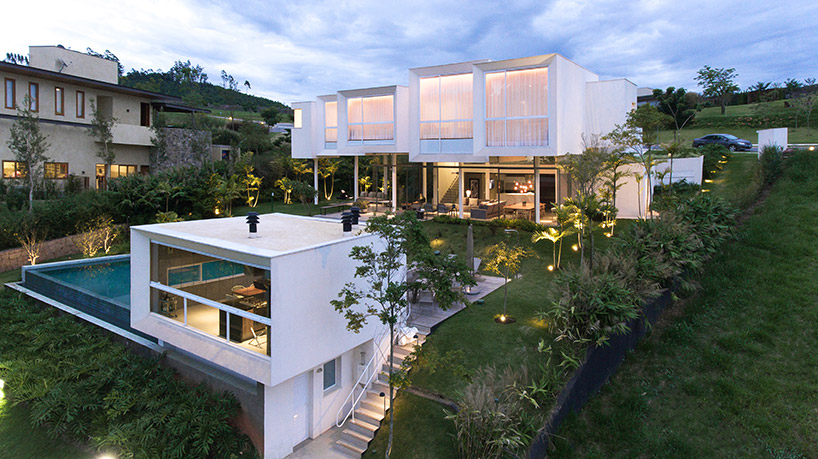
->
[703,152,760,208]
[549,150,818,456]
[0,396,90,459]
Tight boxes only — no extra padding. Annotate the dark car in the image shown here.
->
[692,134,753,151]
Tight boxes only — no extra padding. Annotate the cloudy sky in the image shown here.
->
[5,0,817,105]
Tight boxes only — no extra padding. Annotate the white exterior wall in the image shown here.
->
[337,85,408,156]
[291,101,317,159]
[585,78,637,141]
[615,156,704,219]
[552,55,598,157]
[757,128,788,158]
[652,156,704,188]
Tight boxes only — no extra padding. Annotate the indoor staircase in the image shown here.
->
[440,172,460,205]
[333,337,425,458]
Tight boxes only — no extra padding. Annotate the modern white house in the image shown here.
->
[292,53,647,220]
[130,213,396,458]
[0,45,202,189]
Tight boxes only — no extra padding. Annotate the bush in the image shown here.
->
[671,193,737,254]
[431,215,545,233]
[700,144,731,179]
[0,291,255,457]
[651,179,701,212]
[760,145,785,185]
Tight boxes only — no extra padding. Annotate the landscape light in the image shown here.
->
[499,314,507,323]
[547,265,554,272]
[810,146,816,151]
[572,244,579,252]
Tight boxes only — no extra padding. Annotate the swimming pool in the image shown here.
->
[21,255,150,340]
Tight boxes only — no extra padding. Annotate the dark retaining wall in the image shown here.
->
[528,288,673,458]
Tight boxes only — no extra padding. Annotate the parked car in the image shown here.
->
[692,134,753,151]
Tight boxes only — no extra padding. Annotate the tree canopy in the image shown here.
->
[695,65,739,115]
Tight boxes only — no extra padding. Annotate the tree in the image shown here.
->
[747,81,771,104]
[290,180,317,215]
[7,95,50,212]
[695,65,739,115]
[275,177,294,204]
[532,227,571,271]
[785,78,803,98]
[88,100,116,189]
[484,240,535,319]
[331,212,472,458]
[792,91,816,132]
[260,107,281,126]
[652,87,696,141]
[318,158,340,200]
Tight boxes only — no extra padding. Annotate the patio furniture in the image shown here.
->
[469,200,505,219]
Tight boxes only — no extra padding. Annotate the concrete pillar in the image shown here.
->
[313,158,319,205]
[534,156,540,224]
[422,162,428,202]
[457,163,464,219]
[353,156,359,201]
[433,166,438,206]
[391,154,397,212]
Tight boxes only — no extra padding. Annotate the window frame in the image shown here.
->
[108,164,138,179]
[44,162,69,179]
[28,82,39,112]
[55,87,64,116]
[76,90,85,118]
[346,95,395,144]
[4,78,15,109]
[419,73,474,141]
[484,67,549,147]
[324,100,338,145]
[322,358,339,392]
[2,160,27,179]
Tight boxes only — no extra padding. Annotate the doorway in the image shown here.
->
[291,372,311,446]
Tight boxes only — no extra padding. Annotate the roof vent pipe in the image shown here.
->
[341,211,353,235]
[246,212,260,238]
[350,206,360,226]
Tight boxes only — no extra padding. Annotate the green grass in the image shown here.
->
[362,393,457,459]
[550,150,818,457]
[704,152,761,208]
[208,109,264,121]
[0,396,89,458]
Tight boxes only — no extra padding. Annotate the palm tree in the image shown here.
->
[532,226,572,270]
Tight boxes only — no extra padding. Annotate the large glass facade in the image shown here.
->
[324,100,337,149]
[150,243,271,355]
[485,67,548,147]
[347,95,394,144]
[420,73,473,153]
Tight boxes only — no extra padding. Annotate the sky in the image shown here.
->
[4,0,817,105]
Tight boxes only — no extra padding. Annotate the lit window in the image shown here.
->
[293,108,302,128]
[76,91,85,118]
[4,78,15,109]
[420,73,473,153]
[55,87,64,115]
[44,162,68,179]
[323,358,337,391]
[109,164,137,179]
[347,95,394,143]
[28,82,39,112]
[2,160,27,179]
[324,101,337,144]
[485,67,548,147]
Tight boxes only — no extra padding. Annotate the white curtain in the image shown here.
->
[485,67,548,147]
[348,95,394,141]
[325,101,337,142]
[420,73,473,140]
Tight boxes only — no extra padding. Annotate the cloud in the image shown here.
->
[5,0,818,104]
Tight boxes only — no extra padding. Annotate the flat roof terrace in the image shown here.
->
[134,213,359,259]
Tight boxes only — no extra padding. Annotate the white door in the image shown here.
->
[292,372,310,446]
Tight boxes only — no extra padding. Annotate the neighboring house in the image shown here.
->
[270,121,294,133]
[0,45,201,189]
[292,53,638,221]
[637,86,658,106]
[130,213,394,458]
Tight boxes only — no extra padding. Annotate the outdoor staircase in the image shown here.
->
[333,337,425,458]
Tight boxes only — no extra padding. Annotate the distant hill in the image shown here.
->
[120,67,290,115]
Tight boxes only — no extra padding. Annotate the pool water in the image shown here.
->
[41,260,131,305]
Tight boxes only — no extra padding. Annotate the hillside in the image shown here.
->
[120,68,290,115]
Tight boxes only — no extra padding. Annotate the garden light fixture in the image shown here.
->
[246,212,260,238]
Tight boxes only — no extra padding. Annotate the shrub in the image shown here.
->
[760,144,785,185]
[671,193,736,254]
[651,179,701,212]
[0,291,255,457]
[700,144,731,179]
[431,215,545,233]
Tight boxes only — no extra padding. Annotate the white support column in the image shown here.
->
[313,158,319,205]
[354,156,359,201]
[433,166,439,206]
[534,157,541,224]
[422,162,428,201]
[457,163,464,219]
[391,154,397,212]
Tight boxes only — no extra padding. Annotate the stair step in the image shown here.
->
[361,398,387,414]
[336,438,366,456]
[371,380,389,394]
[349,418,379,434]
[343,428,374,445]
[356,407,384,423]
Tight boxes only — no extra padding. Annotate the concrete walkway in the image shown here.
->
[407,275,505,332]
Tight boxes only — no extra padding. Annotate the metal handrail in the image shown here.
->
[336,326,391,427]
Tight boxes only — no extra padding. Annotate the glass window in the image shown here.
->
[44,162,68,179]
[28,83,39,112]
[76,91,85,118]
[347,95,394,143]
[4,78,15,109]
[110,164,138,178]
[323,358,337,390]
[2,161,27,179]
[293,108,302,128]
[324,101,337,144]
[55,87,64,115]
[420,73,473,140]
[485,67,548,147]
[150,243,271,355]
